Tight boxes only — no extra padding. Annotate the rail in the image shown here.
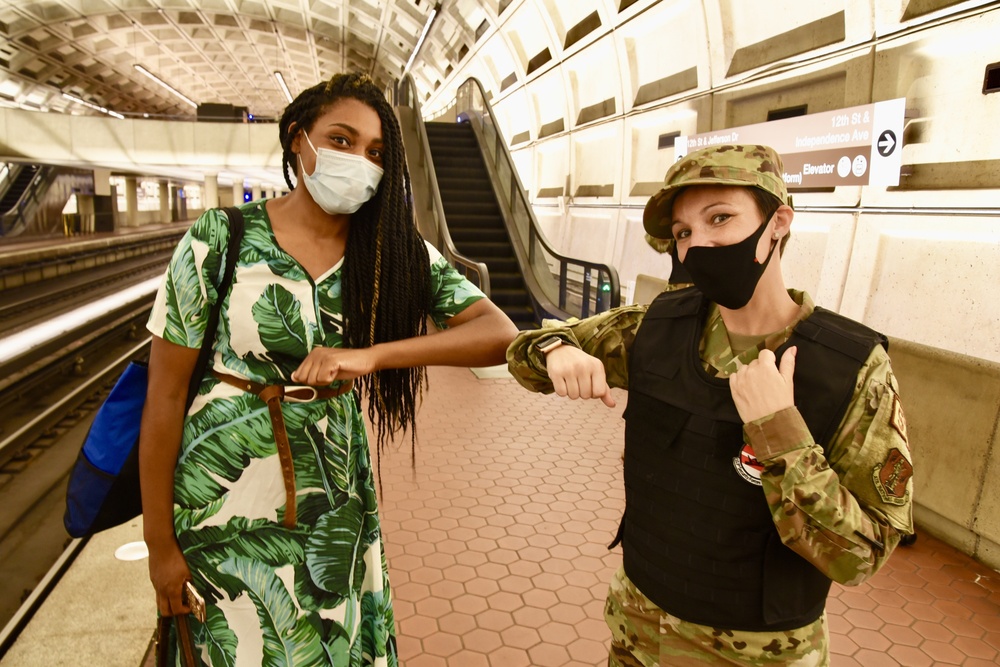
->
[395,75,491,296]
[449,77,620,319]
[0,537,88,654]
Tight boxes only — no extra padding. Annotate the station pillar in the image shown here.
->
[204,174,220,209]
[159,180,170,222]
[251,183,262,201]
[124,176,138,228]
[232,181,245,206]
[89,167,114,232]
[171,185,188,221]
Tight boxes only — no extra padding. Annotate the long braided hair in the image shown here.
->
[278,72,431,456]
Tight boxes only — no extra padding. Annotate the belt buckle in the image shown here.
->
[283,385,319,403]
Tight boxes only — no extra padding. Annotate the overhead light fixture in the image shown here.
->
[62,92,125,119]
[402,2,442,77]
[274,71,293,103]
[133,64,197,108]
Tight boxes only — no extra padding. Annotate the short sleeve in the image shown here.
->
[425,241,486,329]
[147,209,232,348]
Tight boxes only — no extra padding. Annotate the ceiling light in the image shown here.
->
[402,2,442,77]
[274,71,293,103]
[133,64,197,108]
[62,92,125,119]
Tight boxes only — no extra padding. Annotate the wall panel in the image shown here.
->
[615,0,706,112]
[525,67,569,140]
[563,208,619,264]
[501,1,556,80]
[529,134,570,199]
[570,120,624,201]
[841,215,1000,363]
[866,11,1000,208]
[622,103,704,205]
[564,36,622,128]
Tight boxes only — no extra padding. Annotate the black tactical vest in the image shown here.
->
[618,287,887,631]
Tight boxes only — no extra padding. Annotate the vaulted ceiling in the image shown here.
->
[0,0,444,120]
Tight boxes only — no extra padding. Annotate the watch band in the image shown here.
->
[535,336,564,355]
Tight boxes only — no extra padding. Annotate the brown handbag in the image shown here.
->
[155,614,198,667]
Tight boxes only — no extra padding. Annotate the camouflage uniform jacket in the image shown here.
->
[507,288,914,586]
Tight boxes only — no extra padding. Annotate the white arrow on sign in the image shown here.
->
[877,130,896,156]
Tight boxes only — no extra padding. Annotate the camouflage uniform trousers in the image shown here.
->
[604,567,829,666]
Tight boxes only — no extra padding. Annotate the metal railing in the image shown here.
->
[395,75,491,296]
[447,78,620,319]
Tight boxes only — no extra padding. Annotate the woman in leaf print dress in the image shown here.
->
[139,72,517,666]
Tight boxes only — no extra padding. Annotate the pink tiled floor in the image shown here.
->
[377,366,999,666]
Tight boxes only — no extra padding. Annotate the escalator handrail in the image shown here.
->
[452,77,620,315]
[397,75,491,297]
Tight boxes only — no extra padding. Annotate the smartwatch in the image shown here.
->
[535,336,564,355]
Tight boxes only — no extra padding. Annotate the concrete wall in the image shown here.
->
[0,108,281,179]
[888,339,1000,569]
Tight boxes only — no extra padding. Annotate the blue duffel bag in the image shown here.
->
[64,361,149,537]
[63,206,244,538]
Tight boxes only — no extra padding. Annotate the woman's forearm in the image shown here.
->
[375,301,517,370]
[139,336,201,549]
[138,396,187,549]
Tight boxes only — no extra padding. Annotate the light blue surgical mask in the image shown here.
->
[299,132,383,215]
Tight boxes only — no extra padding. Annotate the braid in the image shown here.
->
[278,72,432,459]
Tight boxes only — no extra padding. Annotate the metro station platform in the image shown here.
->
[2,365,998,666]
[0,221,191,263]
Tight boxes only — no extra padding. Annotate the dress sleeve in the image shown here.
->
[147,209,232,348]
[505,305,647,394]
[425,241,487,329]
[744,345,914,586]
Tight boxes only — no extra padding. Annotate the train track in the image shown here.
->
[0,245,166,652]
[0,251,172,334]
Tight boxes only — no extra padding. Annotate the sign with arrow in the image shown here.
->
[674,98,906,188]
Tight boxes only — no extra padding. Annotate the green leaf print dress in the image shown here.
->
[147,202,485,666]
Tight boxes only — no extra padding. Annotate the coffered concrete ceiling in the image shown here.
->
[0,0,445,120]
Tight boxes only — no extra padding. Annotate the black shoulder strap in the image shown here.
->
[645,285,704,320]
[786,306,889,359]
[184,206,246,407]
[777,307,887,447]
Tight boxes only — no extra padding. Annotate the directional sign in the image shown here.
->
[674,98,906,188]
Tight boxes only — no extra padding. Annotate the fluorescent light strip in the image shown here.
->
[61,93,125,119]
[402,5,439,77]
[0,277,162,365]
[134,64,197,108]
[274,71,293,103]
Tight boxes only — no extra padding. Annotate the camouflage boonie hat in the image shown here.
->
[643,144,789,239]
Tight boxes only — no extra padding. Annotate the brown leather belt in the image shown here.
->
[212,370,353,529]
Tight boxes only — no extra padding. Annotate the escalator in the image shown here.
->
[424,122,536,329]
[396,75,618,326]
[0,165,39,215]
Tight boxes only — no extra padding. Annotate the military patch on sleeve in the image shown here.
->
[890,394,908,443]
[733,443,763,486]
[872,448,913,506]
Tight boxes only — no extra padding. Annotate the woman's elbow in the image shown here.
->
[487,313,519,363]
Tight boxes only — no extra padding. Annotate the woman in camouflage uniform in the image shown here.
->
[507,144,913,666]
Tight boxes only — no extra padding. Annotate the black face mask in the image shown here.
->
[680,218,778,310]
